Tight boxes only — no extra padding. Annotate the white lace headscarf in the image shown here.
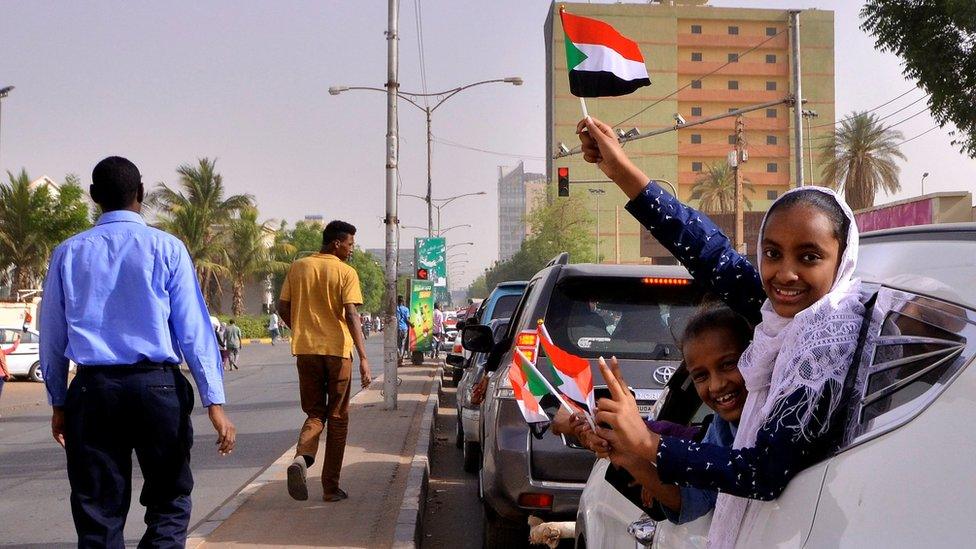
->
[708,186,865,548]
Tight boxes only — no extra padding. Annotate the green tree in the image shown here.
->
[690,163,754,213]
[147,158,254,308]
[861,1,976,157]
[0,170,91,295]
[819,111,906,210]
[348,249,384,314]
[223,207,292,316]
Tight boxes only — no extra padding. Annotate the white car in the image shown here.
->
[1,326,43,382]
[576,223,976,548]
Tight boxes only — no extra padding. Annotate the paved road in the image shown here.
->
[0,336,384,547]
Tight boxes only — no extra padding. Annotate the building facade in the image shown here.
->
[498,162,547,261]
[545,0,835,263]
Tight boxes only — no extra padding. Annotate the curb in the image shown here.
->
[185,373,385,549]
[392,372,442,548]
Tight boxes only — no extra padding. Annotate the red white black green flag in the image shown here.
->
[560,8,651,98]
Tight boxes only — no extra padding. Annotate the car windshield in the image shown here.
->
[542,276,705,360]
[489,293,522,322]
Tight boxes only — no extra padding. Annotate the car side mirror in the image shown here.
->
[462,324,493,353]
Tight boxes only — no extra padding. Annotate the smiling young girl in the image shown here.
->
[577,116,866,547]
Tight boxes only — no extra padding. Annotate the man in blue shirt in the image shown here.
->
[40,156,236,548]
[396,295,411,365]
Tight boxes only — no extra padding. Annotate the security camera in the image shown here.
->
[624,128,641,139]
[558,142,570,154]
[673,113,687,126]
[615,128,626,139]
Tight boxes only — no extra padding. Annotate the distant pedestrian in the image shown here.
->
[278,220,371,502]
[215,322,230,370]
[431,302,444,358]
[268,310,281,344]
[39,156,235,547]
[396,295,411,364]
[0,335,19,411]
[225,319,242,370]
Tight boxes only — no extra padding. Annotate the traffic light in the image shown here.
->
[416,267,429,280]
[557,167,570,197]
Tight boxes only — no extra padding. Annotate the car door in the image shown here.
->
[2,328,39,375]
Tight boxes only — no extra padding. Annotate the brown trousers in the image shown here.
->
[295,355,352,494]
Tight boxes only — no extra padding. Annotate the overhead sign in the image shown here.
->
[408,278,435,352]
[415,237,448,304]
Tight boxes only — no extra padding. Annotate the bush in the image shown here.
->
[216,314,290,340]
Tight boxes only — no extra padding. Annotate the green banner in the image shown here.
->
[408,278,435,352]
[415,237,449,305]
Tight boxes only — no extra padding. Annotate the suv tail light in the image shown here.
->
[518,492,554,510]
[515,329,539,363]
[641,277,691,286]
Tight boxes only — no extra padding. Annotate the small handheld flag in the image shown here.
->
[560,7,652,98]
[538,323,597,422]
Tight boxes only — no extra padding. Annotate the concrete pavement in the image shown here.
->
[192,362,439,549]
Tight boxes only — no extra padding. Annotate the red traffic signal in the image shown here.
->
[416,268,429,280]
[557,167,570,197]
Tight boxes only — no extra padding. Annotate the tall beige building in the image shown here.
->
[545,1,835,263]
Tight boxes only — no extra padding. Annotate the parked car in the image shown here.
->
[0,326,42,381]
[443,281,526,387]
[455,317,510,474]
[575,223,976,548]
[467,254,708,547]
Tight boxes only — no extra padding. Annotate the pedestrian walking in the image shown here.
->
[278,220,371,502]
[268,310,281,344]
[0,335,19,413]
[39,156,236,548]
[430,302,444,359]
[225,319,242,370]
[215,321,230,370]
[396,295,411,365]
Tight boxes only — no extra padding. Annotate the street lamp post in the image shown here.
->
[921,172,929,196]
[0,86,14,172]
[401,223,471,236]
[802,110,819,185]
[330,78,522,236]
[588,188,606,262]
[446,242,474,251]
[401,191,486,235]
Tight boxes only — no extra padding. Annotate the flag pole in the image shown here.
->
[579,97,589,119]
[517,348,596,430]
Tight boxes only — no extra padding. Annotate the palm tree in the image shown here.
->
[690,163,754,214]
[223,207,292,316]
[819,111,906,210]
[147,158,254,308]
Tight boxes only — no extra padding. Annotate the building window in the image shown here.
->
[767,190,778,200]
[691,134,702,144]
[766,27,777,36]
[728,53,739,63]
[766,108,778,118]
[766,81,777,91]
[728,134,736,145]
[767,162,778,173]
[766,54,777,64]
[728,80,739,90]
[691,79,702,89]
[691,24,702,34]
[692,162,703,172]
[767,135,778,145]
[691,106,702,116]
[691,52,703,61]
[728,26,739,35]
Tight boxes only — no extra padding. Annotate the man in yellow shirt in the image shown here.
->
[278,220,371,502]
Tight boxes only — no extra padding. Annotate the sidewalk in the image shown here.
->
[188,362,439,549]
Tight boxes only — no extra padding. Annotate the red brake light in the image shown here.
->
[518,492,554,509]
[516,331,538,348]
[641,277,691,286]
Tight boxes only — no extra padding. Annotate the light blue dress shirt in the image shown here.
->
[40,210,225,407]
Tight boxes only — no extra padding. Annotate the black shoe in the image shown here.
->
[323,488,348,502]
[287,457,309,501]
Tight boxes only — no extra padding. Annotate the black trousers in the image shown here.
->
[64,366,195,549]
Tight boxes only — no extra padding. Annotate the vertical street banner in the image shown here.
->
[414,237,449,305]
[408,278,435,352]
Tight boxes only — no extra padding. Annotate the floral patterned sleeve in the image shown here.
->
[655,389,838,501]
[624,182,765,325]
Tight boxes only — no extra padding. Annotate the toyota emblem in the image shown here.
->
[653,365,676,385]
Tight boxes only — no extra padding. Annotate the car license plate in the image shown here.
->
[637,403,654,414]
[632,389,663,401]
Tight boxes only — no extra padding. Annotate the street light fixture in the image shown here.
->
[0,85,13,171]
[801,109,819,184]
[329,78,522,236]
[447,242,474,251]
[921,172,930,195]
[400,191,486,235]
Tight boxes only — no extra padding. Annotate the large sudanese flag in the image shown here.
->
[538,323,596,417]
[560,8,652,98]
[509,349,561,437]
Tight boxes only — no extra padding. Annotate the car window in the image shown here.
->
[842,287,975,448]
[858,236,976,309]
[489,293,521,322]
[20,331,38,343]
[542,276,706,360]
[0,329,20,345]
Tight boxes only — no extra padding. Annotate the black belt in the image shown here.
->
[77,361,180,371]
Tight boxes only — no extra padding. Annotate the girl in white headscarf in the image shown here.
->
[593,186,865,548]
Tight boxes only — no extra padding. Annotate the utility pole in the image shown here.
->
[789,10,805,187]
[802,109,819,185]
[383,0,400,409]
[588,188,605,262]
[732,115,747,254]
[425,109,433,236]
[614,205,621,264]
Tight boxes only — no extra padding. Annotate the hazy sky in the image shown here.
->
[2,1,973,286]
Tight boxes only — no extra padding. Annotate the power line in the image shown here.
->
[614,28,788,128]
[809,106,932,143]
[807,88,921,130]
[413,0,430,107]
[432,136,546,160]
[896,125,940,146]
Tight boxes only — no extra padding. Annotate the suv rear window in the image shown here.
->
[543,276,706,359]
[489,293,521,321]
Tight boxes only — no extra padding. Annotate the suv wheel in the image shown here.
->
[28,361,43,382]
[482,503,528,548]
[462,440,480,473]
